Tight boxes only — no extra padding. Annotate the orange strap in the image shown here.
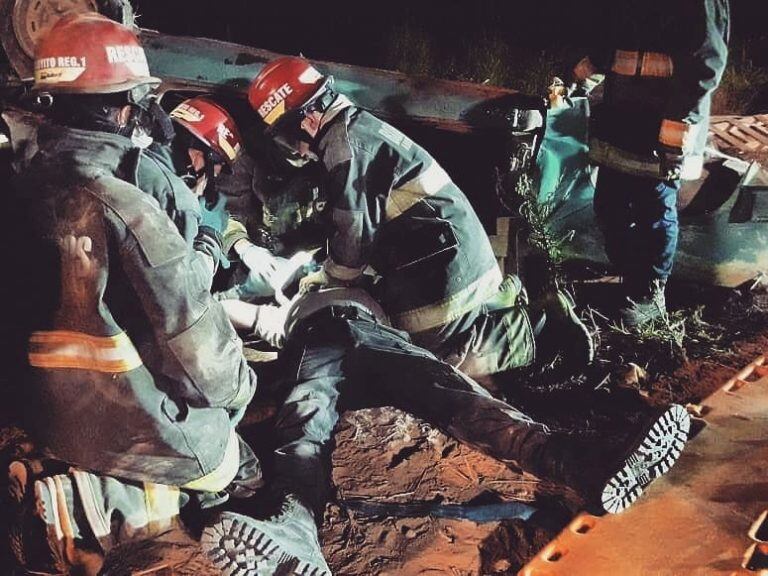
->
[612,51,673,78]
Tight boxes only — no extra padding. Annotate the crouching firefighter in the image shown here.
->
[0,14,260,574]
[129,94,248,278]
[248,56,594,389]
[573,0,730,326]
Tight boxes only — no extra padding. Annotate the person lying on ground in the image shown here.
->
[206,287,691,576]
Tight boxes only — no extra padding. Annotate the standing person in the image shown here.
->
[1,14,258,574]
[247,56,594,388]
[204,288,692,576]
[573,0,730,325]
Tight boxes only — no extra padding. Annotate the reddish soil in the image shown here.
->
[0,282,766,575]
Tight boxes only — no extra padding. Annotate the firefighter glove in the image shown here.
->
[251,304,288,348]
[298,267,329,295]
[237,244,313,303]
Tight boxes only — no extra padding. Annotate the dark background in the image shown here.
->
[132,1,768,113]
[132,1,766,65]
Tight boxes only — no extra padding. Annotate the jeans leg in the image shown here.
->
[632,178,680,282]
[272,341,347,517]
[593,167,636,275]
[348,321,562,480]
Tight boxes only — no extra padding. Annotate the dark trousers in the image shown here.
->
[272,307,571,516]
[593,167,681,287]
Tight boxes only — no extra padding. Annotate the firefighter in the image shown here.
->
[573,0,730,325]
[203,288,692,576]
[247,56,594,388]
[1,14,258,573]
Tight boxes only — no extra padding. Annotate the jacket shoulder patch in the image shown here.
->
[84,177,186,268]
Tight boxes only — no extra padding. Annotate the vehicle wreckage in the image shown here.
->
[0,0,766,289]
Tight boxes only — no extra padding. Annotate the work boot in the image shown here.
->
[534,287,595,370]
[572,404,691,514]
[201,494,332,576]
[619,279,668,328]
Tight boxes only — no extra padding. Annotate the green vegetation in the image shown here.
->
[384,28,767,114]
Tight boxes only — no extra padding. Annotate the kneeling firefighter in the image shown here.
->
[1,14,259,574]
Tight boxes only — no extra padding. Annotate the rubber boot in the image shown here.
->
[201,493,332,576]
[540,404,691,514]
[534,287,595,370]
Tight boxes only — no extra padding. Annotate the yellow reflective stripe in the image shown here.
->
[641,52,673,78]
[28,330,143,373]
[574,57,598,81]
[144,483,182,524]
[659,119,698,152]
[70,470,110,539]
[392,265,503,333]
[325,258,365,281]
[612,50,673,77]
[263,101,286,126]
[182,428,240,492]
[39,477,64,542]
[385,161,452,221]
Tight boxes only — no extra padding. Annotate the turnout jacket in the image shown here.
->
[315,101,501,334]
[575,0,730,180]
[4,125,255,486]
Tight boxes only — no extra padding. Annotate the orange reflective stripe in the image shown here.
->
[612,50,639,76]
[641,52,674,77]
[28,330,143,373]
[612,51,673,77]
[659,119,698,152]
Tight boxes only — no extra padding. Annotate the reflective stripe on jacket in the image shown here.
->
[315,105,501,334]
[576,0,730,180]
[7,125,255,486]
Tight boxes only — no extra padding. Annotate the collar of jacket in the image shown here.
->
[37,122,138,178]
[314,94,354,143]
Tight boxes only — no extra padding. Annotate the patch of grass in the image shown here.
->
[713,59,768,115]
[513,172,575,290]
[382,26,564,95]
[382,23,439,78]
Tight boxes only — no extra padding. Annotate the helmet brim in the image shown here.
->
[32,76,162,95]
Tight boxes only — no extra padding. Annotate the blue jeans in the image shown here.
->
[593,167,681,287]
[271,306,570,517]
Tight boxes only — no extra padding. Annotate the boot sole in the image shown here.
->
[201,514,331,576]
[600,404,690,514]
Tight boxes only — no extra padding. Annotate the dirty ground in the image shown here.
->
[1,277,766,575]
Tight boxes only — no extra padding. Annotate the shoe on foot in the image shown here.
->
[599,404,690,514]
[537,287,595,369]
[201,494,331,576]
[619,279,667,328]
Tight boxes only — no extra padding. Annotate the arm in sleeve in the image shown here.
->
[322,150,385,282]
[113,203,255,412]
[662,0,729,147]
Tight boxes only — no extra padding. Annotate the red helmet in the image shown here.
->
[33,12,159,94]
[248,56,332,129]
[170,97,242,165]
